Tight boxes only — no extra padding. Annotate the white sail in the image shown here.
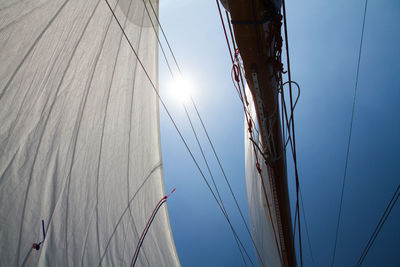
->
[0,0,179,266]
[244,86,283,267]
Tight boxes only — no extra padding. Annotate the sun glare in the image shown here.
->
[169,77,193,103]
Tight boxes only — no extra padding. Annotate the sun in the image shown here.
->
[169,77,193,103]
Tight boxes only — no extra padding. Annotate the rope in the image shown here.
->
[281,81,300,127]
[355,183,400,266]
[331,1,369,265]
[131,189,176,267]
[280,81,300,150]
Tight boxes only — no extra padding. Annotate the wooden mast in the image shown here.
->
[225,0,296,266]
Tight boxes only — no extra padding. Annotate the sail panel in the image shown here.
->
[0,0,180,266]
[244,87,282,267]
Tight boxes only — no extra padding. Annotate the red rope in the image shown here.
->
[130,189,176,267]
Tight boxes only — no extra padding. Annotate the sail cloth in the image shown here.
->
[0,0,180,266]
[244,87,282,267]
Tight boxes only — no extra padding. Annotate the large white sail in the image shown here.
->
[0,0,179,266]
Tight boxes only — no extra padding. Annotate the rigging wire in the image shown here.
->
[103,0,256,265]
[146,0,182,74]
[182,105,249,267]
[300,189,316,267]
[331,1,369,265]
[355,183,400,266]
[141,0,175,79]
[282,0,303,265]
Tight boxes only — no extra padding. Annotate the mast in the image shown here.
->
[222,0,296,266]
[0,1,179,266]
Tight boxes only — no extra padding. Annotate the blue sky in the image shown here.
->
[158,0,400,266]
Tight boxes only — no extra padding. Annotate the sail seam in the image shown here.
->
[125,3,151,267]
[94,0,127,259]
[0,0,69,100]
